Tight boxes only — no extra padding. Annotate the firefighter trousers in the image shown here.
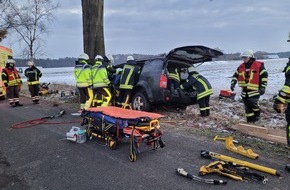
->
[285,106,290,146]
[198,95,210,117]
[28,84,40,103]
[242,95,260,122]
[78,87,93,110]
[6,86,20,105]
[93,87,112,107]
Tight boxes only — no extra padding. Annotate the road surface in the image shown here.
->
[0,97,289,190]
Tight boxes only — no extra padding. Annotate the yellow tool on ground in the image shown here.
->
[199,161,243,181]
[201,150,280,176]
[214,135,259,159]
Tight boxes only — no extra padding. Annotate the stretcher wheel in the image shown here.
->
[107,137,117,150]
[129,153,136,162]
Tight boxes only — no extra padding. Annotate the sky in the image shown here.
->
[2,0,290,59]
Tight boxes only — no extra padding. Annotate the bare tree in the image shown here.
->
[82,0,105,62]
[1,0,59,60]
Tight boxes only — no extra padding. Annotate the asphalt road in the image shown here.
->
[0,97,289,190]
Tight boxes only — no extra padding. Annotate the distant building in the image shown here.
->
[265,54,280,59]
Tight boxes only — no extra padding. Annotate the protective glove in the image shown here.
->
[230,83,235,91]
[259,88,265,95]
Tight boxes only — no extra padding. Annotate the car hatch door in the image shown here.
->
[166,45,223,64]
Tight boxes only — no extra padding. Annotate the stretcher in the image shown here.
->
[81,106,165,161]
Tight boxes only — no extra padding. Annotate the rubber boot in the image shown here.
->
[206,109,210,116]
[15,102,23,107]
[10,103,16,107]
[200,110,207,117]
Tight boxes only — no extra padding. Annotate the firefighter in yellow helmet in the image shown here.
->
[1,58,23,107]
[24,61,42,104]
[180,66,213,117]
[231,50,268,123]
[91,55,112,106]
[74,53,93,111]
[273,32,290,146]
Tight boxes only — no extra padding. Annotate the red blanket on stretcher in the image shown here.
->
[87,106,164,119]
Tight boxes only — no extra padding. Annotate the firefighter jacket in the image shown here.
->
[24,66,42,85]
[277,58,290,104]
[1,65,22,87]
[102,60,116,77]
[74,60,92,88]
[167,68,180,83]
[91,61,110,88]
[119,61,140,90]
[180,71,213,100]
[231,59,268,97]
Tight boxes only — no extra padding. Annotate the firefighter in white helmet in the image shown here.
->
[91,55,112,106]
[180,66,213,117]
[117,55,140,107]
[1,58,23,107]
[74,53,93,111]
[274,32,290,146]
[24,61,42,104]
[231,50,268,123]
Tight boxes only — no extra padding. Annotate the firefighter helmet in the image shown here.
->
[79,53,89,60]
[188,66,197,73]
[6,59,15,64]
[107,54,114,64]
[94,55,103,60]
[127,55,134,61]
[288,32,290,42]
[27,61,34,66]
[240,50,254,58]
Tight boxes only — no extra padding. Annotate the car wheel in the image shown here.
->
[131,92,151,111]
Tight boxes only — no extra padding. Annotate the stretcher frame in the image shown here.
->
[81,106,165,161]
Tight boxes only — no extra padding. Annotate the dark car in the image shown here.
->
[115,45,223,111]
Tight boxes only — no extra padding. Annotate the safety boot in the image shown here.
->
[10,103,16,107]
[15,102,23,106]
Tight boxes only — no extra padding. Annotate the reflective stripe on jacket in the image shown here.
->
[167,68,180,83]
[2,67,22,86]
[91,63,110,88]
[24,66,42,85]
[237,61,263,90]
[181,72,213,100]
[74,60,92,87]
[119,64,140,89]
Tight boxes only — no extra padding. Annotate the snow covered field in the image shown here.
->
[19,58,289,99]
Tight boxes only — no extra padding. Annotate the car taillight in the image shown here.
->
[159,74,167,88]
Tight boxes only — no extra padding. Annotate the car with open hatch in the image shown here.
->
[113,45,223,111]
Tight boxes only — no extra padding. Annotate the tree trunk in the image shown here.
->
[82,0,105,63]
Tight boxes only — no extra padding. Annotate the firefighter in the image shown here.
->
[167,67,180,95]
[74,53,93,111]
[24,61,42,104]
[91,55,112,106]
[1,58,23,107]
[117,55,140,107]
[273,32,290,146]
[103,54,116,80]
[180,66,213,117]
[231,50,268,123]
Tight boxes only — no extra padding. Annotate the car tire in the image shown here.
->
[131,92,151,111]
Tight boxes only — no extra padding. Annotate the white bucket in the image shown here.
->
[66,126,87,143]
